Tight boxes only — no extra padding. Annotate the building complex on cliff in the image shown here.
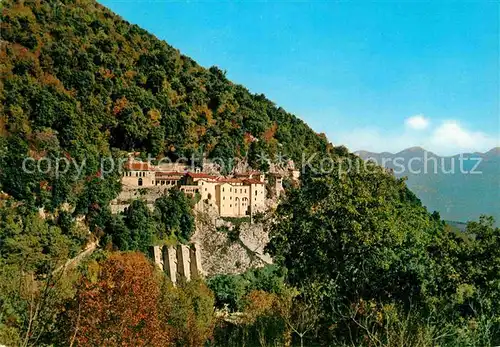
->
[116,157,295,217]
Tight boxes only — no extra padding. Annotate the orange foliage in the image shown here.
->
[148,108,162,126]
[99,67,115,79]
[243,132,256,145]
[68,253,171,346]
[195,104,215,126]
[196,125,207,137]
[0,115,7,137]
[112,96,129,116]
[40,72,70,95]
[243,290,278,324]
[39,180,51,191]
[123,70,136,80]
[262,122,278,142]
[231,119,240,129]
[9,43,36,61]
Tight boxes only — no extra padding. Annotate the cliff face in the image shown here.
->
[192,211,272,276]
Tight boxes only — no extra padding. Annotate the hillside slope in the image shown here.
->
[0,0,329,210]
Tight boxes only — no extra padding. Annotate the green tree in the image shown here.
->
[154,189,195,243]
[0,202,83,346]
[266,155,443,341]
[159,279,215,347]
[120,199,157,253]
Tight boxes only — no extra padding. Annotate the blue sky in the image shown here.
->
[100,0,499,155]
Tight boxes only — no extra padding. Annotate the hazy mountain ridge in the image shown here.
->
[356,147,500,224]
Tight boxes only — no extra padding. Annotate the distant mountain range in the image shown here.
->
[356,147,500,224]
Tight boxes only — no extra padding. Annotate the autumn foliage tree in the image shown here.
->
[66,253,170,346]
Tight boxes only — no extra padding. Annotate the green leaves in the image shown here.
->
[267,153,500,343]
[268,154,443,320]
[154,189,195,243]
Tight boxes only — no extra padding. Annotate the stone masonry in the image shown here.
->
[150,243,203,285]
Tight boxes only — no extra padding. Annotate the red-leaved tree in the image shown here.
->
[67,252,170,346]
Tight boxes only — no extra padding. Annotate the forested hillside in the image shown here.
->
[0,0,329,212]
[0,1,499,346]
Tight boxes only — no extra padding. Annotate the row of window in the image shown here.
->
[156,180,177,186]
[221,203,259,209]
[221,187,248,194]
[124,171,148,177]
[222,196,249,201]
[222,201,248,208]
[220,187,264,196]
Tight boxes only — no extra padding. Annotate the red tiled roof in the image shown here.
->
[216,177,243,184]
[186,172,216,179]
[124,161,154,171]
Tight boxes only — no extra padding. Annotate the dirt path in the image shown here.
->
[53,240,98,274]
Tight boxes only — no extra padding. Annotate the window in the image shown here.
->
[222,188,225,192]
[205,188,207,191]
[230,188,232,192]
[138,178,143,186]
[255,190,257,195]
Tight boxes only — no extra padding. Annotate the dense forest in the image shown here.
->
[0,0,329,212]
[0,0,499,346]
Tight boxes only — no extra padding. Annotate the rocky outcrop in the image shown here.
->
[192,211,272,276]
